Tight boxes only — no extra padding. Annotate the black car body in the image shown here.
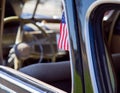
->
[0,0,120,93]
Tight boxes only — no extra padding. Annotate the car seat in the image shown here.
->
[19,61,71,93]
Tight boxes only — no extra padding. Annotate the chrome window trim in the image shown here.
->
[85,0,120,93]
[63,0,85,92]
[86,0,120,19]
[0,71,42,93]
[0,66,66,93]
[84,21,98,93]
[0,84,16,93]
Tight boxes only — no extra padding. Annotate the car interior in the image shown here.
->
[3,0,120,93]
[2,0,71,93]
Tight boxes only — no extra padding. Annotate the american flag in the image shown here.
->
[58,12,69,50]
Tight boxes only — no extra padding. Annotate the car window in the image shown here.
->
[2,0,71,92]
[3,0,70,67]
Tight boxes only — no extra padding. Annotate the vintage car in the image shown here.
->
[0,0,120,93]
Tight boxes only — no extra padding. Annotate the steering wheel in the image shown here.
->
[4,16,57,70]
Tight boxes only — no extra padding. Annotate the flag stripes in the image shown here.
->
[58,12,69,50]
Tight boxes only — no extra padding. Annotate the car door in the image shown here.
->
[0,0,120,93]
[72,0,120,93]
[65,0,120,93]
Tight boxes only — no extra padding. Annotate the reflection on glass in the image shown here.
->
[0,84,16,93]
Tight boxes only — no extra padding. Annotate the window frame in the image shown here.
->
[85,1,120,93]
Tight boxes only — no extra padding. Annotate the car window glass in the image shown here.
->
[2,0,71,92]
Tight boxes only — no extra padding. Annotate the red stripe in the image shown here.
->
[58,23,69,50]
[58,13,69,50]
